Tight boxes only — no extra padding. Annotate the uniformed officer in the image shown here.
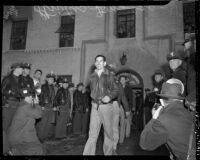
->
[37,73,56,141]
[167,45,187,94]
[19,63,35,95]
[182,33,196,111]
[2,63,24,132]
[2,62,24,155]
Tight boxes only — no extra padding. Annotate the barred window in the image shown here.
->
[116,9,136,38]
[10,20,28,50]
[183,2,195,34]
[56,15,75,47]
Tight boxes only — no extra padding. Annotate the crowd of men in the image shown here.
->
[2,33,196,158]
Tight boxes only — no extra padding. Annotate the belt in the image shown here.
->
[92,99,113,110]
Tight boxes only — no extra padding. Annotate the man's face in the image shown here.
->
[95,57,106,70]
[23,68,30,76]
[34,71,42,80]
[59,83,63,87]
[63,83,69,89]
[184,41,192,51]
[154,74,163,83]
[78,85,83,91]
[47,77,54,84]
[169,59,182,71]
[16,67,23,75]
[120,77,126,86]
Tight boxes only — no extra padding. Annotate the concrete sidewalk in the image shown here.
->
[44,129,169,156]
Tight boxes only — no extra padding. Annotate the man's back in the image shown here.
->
[158,101,193,160]
[140,100,194,160]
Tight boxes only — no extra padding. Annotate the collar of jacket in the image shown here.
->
[165,100,184,110]
[91,68,110,77]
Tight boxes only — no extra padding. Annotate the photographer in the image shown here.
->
[7,88,45,155]
[140,78,195,160]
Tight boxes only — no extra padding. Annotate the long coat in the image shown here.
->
[7,101,44,155]
[140,100,194,160]
[54,88,71,138]
[37,83,56,140]
[2,74,21,132]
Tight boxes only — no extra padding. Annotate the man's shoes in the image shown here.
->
[112,149,118,155]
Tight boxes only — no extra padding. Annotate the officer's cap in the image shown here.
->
[167,46,185,61]
[154,69,165,77]
[62,78,69,84]
[182,33,196,45]
[46,73,56,79]
[77,82,84,88]
[22,63,32,69]
[11,63,23,70]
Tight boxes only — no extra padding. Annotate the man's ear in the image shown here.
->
[103,61,107,67]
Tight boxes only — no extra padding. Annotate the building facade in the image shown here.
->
[2,1,193,89]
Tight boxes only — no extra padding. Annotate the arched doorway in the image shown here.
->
[116,68,144,130]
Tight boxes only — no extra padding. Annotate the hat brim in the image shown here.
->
[167,57,184,61]
[157,93,185,100]
[23,67,31,69]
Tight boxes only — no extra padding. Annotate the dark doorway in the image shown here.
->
[116,69,144,130]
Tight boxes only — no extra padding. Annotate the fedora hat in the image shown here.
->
[157,78,185,100]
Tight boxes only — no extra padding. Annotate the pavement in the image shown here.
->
[44,129,169,156]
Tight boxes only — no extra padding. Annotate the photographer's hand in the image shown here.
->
[152,105,163,119]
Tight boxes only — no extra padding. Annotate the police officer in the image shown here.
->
[2,63,24,132]
[182,33,196,111]
[37,73,56,141]
[167,45,187,94]
[2,62,23,155]
[19,63,35,94]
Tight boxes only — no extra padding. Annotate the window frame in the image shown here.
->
[116,9,136,39]
[10,19,28,50]
[59,15,75,48]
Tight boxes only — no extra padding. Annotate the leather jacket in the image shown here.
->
[2,74,22,103]
[39,83,55,107]
[87,69,119,102]
[54,88,71,107]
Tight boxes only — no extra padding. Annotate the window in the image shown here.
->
[116,9,136,38]
[57,75,72,83]
[183,2,195,34]
[10,20,28,50]
[56,15,75,47]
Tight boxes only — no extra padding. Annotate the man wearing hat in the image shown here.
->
[2,62,24,154]
[183,33,196,111]
[19,63,35,96]
[73,82,86,135]
[167,46,187,92]
[37,73,56,141]
[152,69,165,93]
[140,78,195,160]
[53,78,71,139]
[7,88,45,155]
